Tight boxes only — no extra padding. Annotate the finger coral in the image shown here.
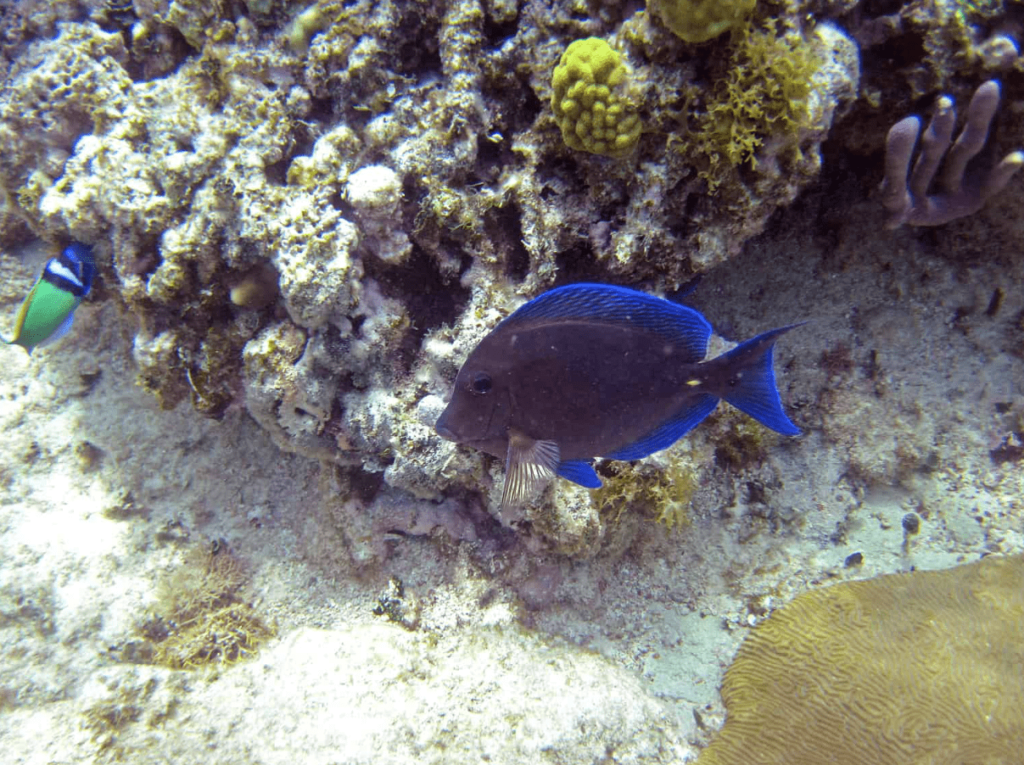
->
[881,80,1024,228]
[551,38,642,158]
[697,555,1024,765]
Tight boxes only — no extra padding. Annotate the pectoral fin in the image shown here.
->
[501,429,560,508]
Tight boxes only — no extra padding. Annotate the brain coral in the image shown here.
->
[551,38,641,158]
[698,555,1024,765]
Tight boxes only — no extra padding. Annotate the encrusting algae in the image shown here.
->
[697,555,1024,765]
[138,545,275,671]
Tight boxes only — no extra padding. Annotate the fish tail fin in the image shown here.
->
[715,324,802,436]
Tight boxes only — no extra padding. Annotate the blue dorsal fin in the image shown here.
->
[605,393,719,461]
[717,326,801,436]
[556,460,602,488]
[501,283,712,363]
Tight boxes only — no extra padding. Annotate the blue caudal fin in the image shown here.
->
[716,325,802,436]
[556,460,603,488]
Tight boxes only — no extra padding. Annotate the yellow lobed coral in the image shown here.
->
[647,0,756,44]
[697,555,1024,765]
[551,38,642,158]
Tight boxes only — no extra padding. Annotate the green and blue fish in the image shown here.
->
[435,283,801,507]
[3,242,96,354]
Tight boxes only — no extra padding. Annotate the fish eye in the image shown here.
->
[469,372,492,394]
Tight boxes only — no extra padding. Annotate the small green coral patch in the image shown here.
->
[648,0,756,44]
[713,411,770,470]
[551,38,642,158]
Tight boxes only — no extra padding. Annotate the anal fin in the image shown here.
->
[556,460,602,489]
[605,393,719,461]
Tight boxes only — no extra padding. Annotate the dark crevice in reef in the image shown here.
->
[475,133,506,184]
[263,155,290,186]
[279,122,320,175]
[368,243,470,347]
[343,465,386,503]
[762,135,868,255]
[485,203,530,282]
[132,28,193,83]
[860,31,927,91]
[859,0,905,16]
[392,6,442,79]
[305,95,337,126]
[666,183,700,240]
[482,72,543,139]
[1006,3,1024,36]
[395,39,442,80]
[554,242,608,285]
[482,12,518,50]
[990,432,1024,465]
[537,155,582,200]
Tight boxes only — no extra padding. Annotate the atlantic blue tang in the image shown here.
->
[435,283,801,507]
[3,242,95,354]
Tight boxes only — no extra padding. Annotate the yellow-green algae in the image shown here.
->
[595,454,698,530]
[691,20,820,187]
[647,0,756,44]
[139,545,275,671]
[698,555,1024,765]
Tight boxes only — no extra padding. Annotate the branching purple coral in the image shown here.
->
[880,80,1024,228]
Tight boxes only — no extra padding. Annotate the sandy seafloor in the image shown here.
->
[1,143,1024,762]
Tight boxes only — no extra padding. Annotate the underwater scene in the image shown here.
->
[0,0,1022,762]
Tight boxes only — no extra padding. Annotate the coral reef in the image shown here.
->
[850,0,1022,101]
[690,19,821,185]
[594,450,702,530]
[10,0,1019,550]
[697,555,1024,765]
[2,0,1024,751]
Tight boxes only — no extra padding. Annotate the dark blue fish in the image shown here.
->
[435,283,800,506]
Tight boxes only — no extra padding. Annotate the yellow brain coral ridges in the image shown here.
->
[697,554,1024,765]
[551,38,642,158]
